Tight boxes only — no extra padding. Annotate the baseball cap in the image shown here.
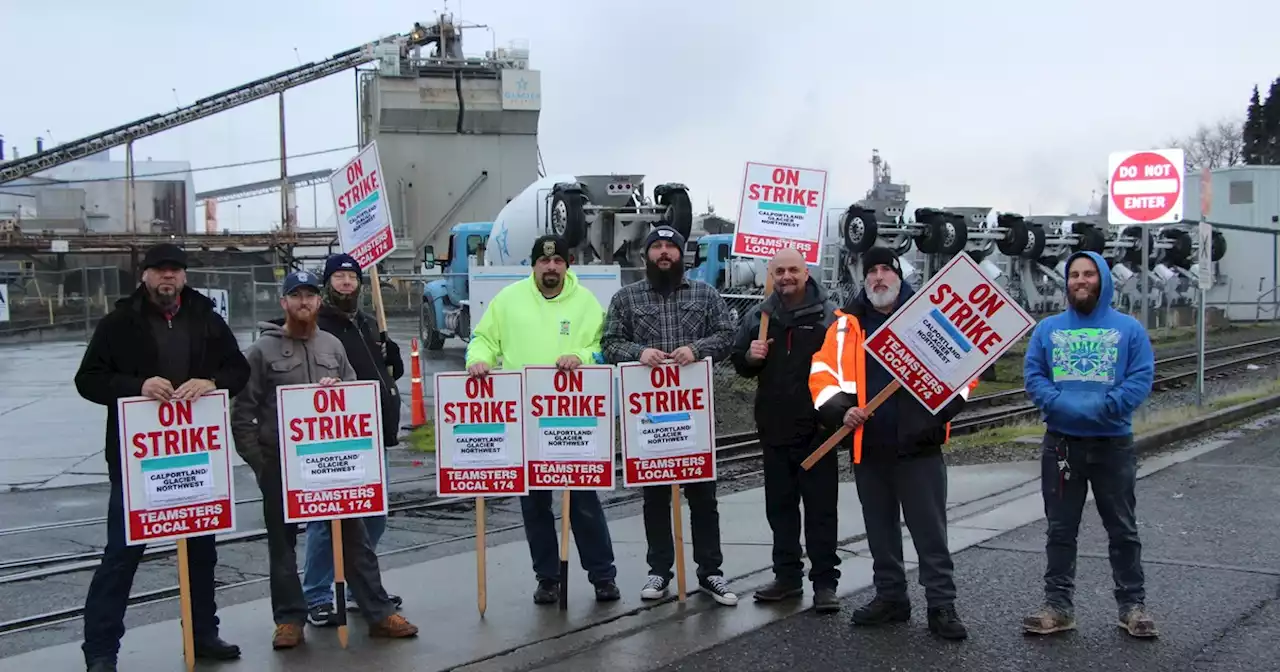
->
[141,243,188,271]
[281,270,322,296]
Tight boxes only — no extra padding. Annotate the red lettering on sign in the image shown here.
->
[466,376,494,399]
[336,163,381,216]
[314,388,346,413]
[529,394,606,417]
[925,283,1005,355]
[554,369,583,393]
[441,400,519,424]
[287,413,373,442]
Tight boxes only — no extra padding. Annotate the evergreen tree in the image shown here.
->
[1243,85,1264,164]
[1264,77,1280,165]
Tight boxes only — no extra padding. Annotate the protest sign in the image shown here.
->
[329,141,397,269]
[618,359,716,487]
[435,371,528,497]
[523,365,615,490]
[117,392,236,545]
[276,381,388,523]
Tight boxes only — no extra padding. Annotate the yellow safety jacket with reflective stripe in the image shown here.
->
[807,310,978,464]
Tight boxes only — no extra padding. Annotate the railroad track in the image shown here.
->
[3,336,1278,636]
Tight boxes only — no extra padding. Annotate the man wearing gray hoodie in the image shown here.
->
[230,270,418,650]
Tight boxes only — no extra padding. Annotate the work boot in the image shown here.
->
[193,635,242,660]
[1119,604,1158,638]
[1022,603,1076,635]
[813,585,841,614]
[850,596,911,625]
[369,613,420,638]
[272,623,305,649]
[86,661,117,672]
[753,579,804,602]
[595,580,621,602]
[927,604,968,640]
[533,579,559,605]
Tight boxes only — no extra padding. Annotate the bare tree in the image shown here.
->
[1165,117,1245,171]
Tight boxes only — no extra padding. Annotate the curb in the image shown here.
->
[1133,392,1280,454]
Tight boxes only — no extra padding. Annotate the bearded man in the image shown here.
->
[807,247,975,640]
[301,254,406,626]
[231,270,418,650]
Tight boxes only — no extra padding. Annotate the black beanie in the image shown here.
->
[644,225,686,252]
[860,246,903,278]
[531,235,570,265]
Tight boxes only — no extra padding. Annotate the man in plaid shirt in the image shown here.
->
[601,225,739,606]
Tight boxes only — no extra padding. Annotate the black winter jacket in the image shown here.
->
[730,278,840,447]
[73,285,250,482]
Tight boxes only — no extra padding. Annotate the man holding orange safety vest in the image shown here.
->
[808,246,976,640]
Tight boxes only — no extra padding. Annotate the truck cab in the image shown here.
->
[421,221,493,350]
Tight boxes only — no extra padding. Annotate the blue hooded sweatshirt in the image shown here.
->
[1023,251,1155,437]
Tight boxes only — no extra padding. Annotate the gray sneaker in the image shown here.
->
[1022,604,1076,635]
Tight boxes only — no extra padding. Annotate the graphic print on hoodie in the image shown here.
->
[1023,251,1155,437]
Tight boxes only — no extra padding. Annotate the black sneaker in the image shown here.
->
[753,579,804,602]
[307,604,339,627]
[389,594,404,609]
[533,579,559,605]
[699,575,739,606]
[851,596,911,625]
[193,635,242,660]
[640,574,670,600]
[928,604,968,640]
[813,586,840,614]
[594,580,621,602]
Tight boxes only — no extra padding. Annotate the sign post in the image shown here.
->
[1196,168,1214,405]
[619,359,716,602]
[328,140,398,379]
[117,392,236,672]
[523,365,616,609]
[1107,148,1186,329]
[276,381,388,648]
[435,371,528,615]
[802,254,1036,469]
[732,161,829,342]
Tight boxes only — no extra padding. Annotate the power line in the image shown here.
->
[9,145,357,186]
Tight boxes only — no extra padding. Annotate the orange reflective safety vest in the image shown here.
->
[807,309,979,464]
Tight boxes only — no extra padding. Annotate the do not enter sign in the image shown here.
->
[1107,148,1185,225]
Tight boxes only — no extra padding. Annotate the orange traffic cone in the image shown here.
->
[410,337,425,427]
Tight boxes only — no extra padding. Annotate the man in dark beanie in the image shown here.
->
[299,252,405,626]
[806,245,977,640]
[74,243,250,670]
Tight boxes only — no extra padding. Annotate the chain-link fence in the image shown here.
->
[0,266,129,343]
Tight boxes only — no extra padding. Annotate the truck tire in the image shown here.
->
[937,213,968,256]
[914,209,944,254]
[551,190,588,247]
[842,206,878,253]
[996,216,1029,256]
[1162,229,1193,268]
[1211,230,1227,261]
[422,300,446,351]
[660,189,694,240]
[1022,224,1047,260]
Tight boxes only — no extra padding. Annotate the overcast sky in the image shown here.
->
[3,0,1277,231]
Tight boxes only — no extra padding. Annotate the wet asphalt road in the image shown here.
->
[653,424,1280,672]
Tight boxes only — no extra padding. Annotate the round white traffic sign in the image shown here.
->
[1108,150,1184,225]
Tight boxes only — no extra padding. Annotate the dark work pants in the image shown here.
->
[853,453,957,608]
[520,490,618,585]
[256,461,396,626]
[643,481,723,582]
[82,476,221,664]
[763,437,841,588]
[1040,432,1145,613]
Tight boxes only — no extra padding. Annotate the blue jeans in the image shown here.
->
[1040,432,1145,614]
[302,515,388,608]
[520,490,617,585]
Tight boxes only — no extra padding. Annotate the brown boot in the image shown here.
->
[1119,604,1158,638]
[369,613,419,639]
[272,623,305,649]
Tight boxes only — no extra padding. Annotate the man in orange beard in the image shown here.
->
[231,271,419,650]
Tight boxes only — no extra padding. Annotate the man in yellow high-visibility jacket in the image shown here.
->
[808,246,977,641]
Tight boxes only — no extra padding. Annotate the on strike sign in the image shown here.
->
[117,392,236,545]
[1107,148,1185,225]
[732,162,828,265]
[277,381,388,523]
[619,360,716,487]
[524,366,616,490]
[329,140,398,268]
[865,253,1035,412]
[435,371,527,497]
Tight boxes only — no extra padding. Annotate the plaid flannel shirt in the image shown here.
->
[601,277,736,364]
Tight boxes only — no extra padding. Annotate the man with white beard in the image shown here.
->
[808,247,976,640]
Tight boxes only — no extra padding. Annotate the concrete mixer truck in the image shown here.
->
[419,173,694,349]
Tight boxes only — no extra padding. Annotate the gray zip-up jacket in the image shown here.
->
[230,321,357,470]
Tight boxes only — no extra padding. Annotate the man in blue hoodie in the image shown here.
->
[1022,250,1156,639]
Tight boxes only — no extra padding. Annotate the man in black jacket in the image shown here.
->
[730,248,842,613]
[73,244,250,672]
[809,246,972,640]
[301,253,406,626]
